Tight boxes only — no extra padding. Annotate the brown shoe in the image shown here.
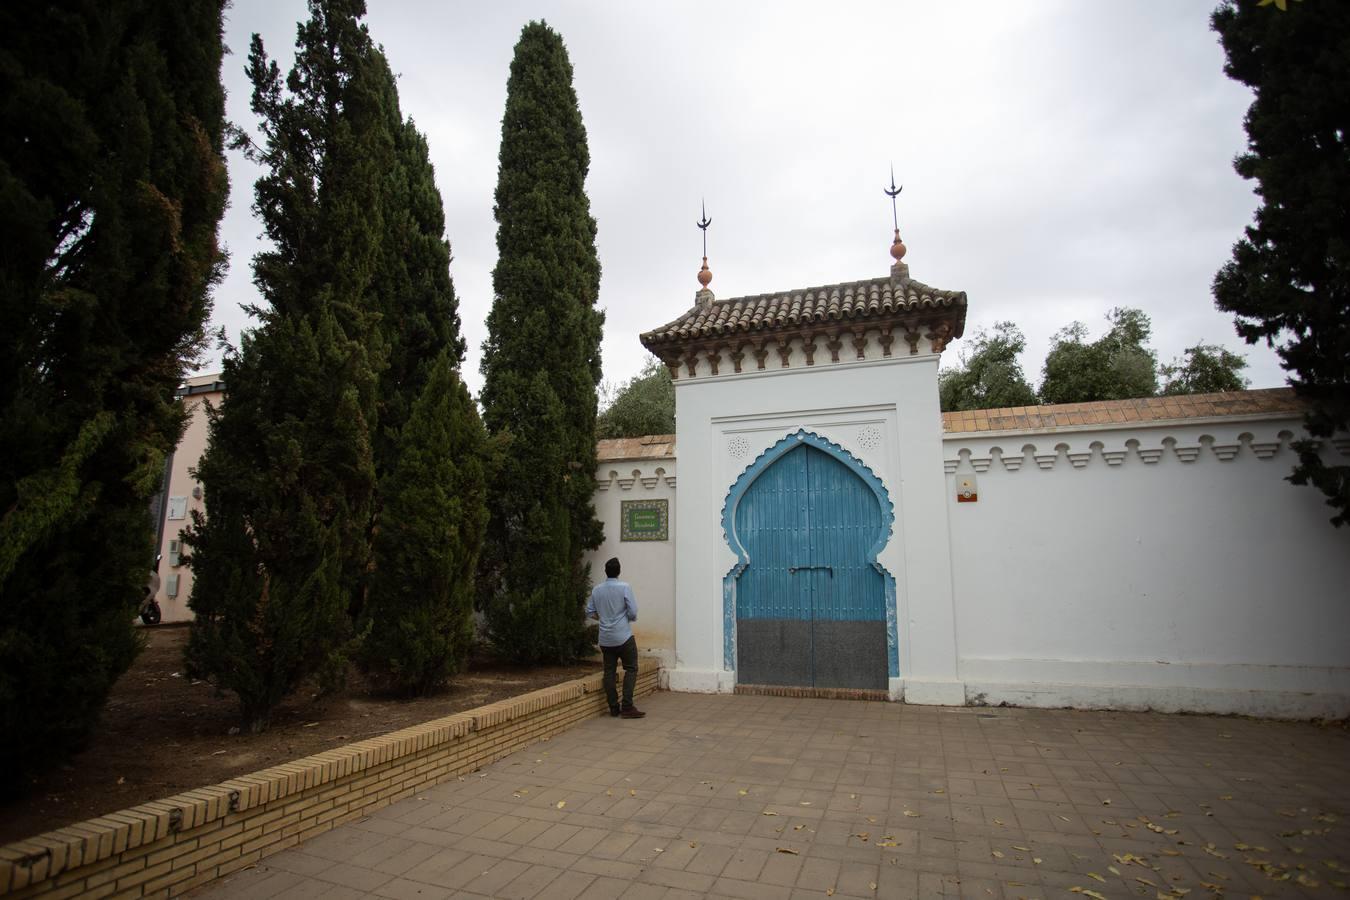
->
[620,706,646,719]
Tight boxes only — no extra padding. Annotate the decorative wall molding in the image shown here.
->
[941,425,1340,475]
[596,463,675,492]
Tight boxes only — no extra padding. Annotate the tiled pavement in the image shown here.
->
[200,692,1350,899]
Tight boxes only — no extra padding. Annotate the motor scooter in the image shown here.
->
[140,555,163,625]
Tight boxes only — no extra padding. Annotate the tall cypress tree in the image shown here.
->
[362,351,488,694]
[0,1,228,787]
[185,1,391,731]
[480,21,604,663]
[1211,0,1350,526]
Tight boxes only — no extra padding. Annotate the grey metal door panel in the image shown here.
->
[736,619,812,686]
[811,620,888,690]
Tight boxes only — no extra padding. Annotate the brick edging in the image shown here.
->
[0,659,661,898]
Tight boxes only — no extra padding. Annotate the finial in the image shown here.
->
[884,165,907,265]
[696,199,713,289]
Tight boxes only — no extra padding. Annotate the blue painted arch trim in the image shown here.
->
[720,429,899,679]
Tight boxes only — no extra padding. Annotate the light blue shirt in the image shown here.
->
[586,578,637,648]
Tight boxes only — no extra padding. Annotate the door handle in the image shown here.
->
[788,565,833,577]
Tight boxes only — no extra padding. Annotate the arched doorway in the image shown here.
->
[724,432,892,690]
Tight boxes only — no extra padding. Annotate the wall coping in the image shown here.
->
[0,658,660,894]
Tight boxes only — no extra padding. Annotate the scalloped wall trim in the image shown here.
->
[595,463,676,491]
[941,426,1347,474]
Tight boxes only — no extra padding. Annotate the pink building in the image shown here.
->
[150,373,224,623]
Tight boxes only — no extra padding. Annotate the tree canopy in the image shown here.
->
[479,21,605,663]
[598,356,676,438]
[1160,344,1249,396]
[186,0,480,728]
[1039,307,1160,405]
[1211,0,1350,526]
[939,323,1039,413]
[0,0,229,789]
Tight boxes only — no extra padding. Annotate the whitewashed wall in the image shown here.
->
[585,455,677,669]
[944,417,1350,718]
[668,345,961,703]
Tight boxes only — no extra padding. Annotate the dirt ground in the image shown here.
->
[0,625,600,845]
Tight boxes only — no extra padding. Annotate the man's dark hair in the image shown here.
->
[605,557,620,578]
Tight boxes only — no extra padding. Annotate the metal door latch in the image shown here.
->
[788,565,833,577]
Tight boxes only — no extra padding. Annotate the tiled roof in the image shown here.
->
[640,274,967,347]
[941,388,1303,434]
[596,434,675,461]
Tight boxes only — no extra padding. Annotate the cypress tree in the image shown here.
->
[0,1,228,788]
[480,21,605,663]
[362,351,488,694]
[1211,0,1350,526]
[185,1,391,731]
[0,0,228,789]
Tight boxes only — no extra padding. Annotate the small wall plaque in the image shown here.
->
[621,499,669,541]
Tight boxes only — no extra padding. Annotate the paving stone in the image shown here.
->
[196,692,1350,899]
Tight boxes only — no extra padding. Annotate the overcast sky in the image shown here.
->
[208,0,1282,397]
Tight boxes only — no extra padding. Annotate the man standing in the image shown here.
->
[586,557,645,718]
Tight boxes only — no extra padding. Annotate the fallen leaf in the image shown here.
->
[1087,872,1106,882]
[1033,858,1042,865]
[850,793,857,799]
[826,889,835,897]
[1013,845,1031,852]
[738,789,749,796]
[869,883,877,891]
[775,847,799,855]
[903,810,920,818]
[689,842,697,848]
[1109,866,1120,875]
[1102,799,1112,806]
[762,811,778,816]
[992,850,1004,859]
[630,789,636,797]
[1058,815,1072,822]
[303,722,319,728]
[993,818,1005,826]
[556,801,565,809]
[1068,889,1107,900]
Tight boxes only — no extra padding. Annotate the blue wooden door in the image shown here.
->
[735,444,887,689]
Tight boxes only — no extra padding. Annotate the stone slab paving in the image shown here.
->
[200,692,1350,899]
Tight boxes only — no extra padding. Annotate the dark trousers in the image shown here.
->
[601,636,638,710]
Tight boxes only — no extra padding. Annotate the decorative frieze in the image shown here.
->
[941,427,1333,475]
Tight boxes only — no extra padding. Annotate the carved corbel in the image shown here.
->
[682,350,699,377]
[826,332,844,363]
[802,331,818,366]
[903,323,921,355]
[704,344,723,376]
[753,339,772,370]
[776,338,793,368]
[878,325,895,357]
[730,344,746,374]
[926,321,953,353]
[851,327,868,360]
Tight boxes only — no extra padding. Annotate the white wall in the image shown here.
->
[944,417,1350,718]
[669,346,961,702]
[586,458,678,668]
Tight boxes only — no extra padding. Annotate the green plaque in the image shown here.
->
[621,499,669,542]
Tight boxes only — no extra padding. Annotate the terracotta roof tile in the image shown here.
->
[941,388,1303,434]
[596,434,675,462]
[640,273,968,348]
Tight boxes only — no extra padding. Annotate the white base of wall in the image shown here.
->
[966,680,1349,720]
[668,668,736,693]
[887,678,903,701]
[900,679,968,706]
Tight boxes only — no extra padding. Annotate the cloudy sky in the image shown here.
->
[209,0,1281,397]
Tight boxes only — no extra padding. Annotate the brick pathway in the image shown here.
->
[200,692,1349,899]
